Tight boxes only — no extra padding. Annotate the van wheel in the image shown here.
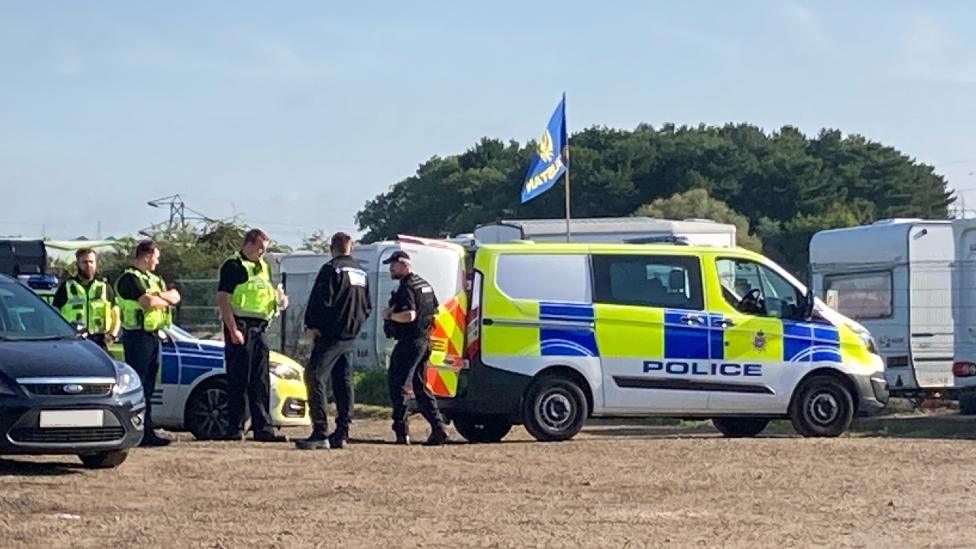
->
[522,376,588,442]
[185,378,230,440]
[78,450,129,469]
[712,417,769,438]
[960,392,976,415]
[453,415,512,443]
[789,375,854,437]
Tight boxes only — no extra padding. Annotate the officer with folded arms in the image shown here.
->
[115,240,180,447]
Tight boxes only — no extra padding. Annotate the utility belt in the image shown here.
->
[234,316,269,333]
[384,320,431,341]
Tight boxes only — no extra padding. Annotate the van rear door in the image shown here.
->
[390,236,468,398]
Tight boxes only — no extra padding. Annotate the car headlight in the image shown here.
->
[113,362,143,395]
[270,361,302,381]
[852,327,879,356]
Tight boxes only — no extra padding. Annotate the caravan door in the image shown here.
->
[908,224,955,389]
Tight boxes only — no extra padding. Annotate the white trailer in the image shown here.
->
[809,219,955,398]
[950,219,976,412]
[270,238,467,379]
[474,217,737,247]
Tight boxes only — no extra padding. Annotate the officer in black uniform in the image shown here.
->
[296,232,371,450]
[381,251,449,446]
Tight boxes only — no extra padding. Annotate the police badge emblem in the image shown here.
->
[753,331,767,351]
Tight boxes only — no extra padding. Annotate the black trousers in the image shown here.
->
[305,338,354,435]
[388,337,444,436]
[121,329,160,437]
[224,318,272,435]
[88,333,108,351]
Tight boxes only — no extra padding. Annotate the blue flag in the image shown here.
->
[521,95,568,203]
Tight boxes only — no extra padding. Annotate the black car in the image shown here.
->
[0,274,144,468]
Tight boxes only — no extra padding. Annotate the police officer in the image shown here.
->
[115,240,180,447]
[296,232,371,450]
[52,248,119,350]
[216,228,289,442]
[381,251,449,446]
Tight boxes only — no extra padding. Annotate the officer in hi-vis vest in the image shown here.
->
[216,228,289,442]
[52,248,119,350]
[115,240,181,447]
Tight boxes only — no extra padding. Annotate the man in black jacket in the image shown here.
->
[295,232,371,450]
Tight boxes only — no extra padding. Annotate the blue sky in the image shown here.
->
[2,1,975,245]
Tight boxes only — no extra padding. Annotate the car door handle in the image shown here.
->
[482,318,494,326]
[680,315,704,325]
[715,319,736,328]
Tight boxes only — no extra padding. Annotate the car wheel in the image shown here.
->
[453,414,512,443]
[959,392,976,415]
[712,417,770,438]
[789,375,854,437]
[79,450,129,469]
[522,376,588,442]
[185,378,230,440]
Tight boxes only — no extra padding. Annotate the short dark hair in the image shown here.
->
[330,232,352,254]
[134,240,158,259]
[75,248,96,260]
[244,228,270,245]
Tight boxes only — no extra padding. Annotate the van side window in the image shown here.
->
[716,258,801,318]
[592,255,704,310]
[823,272,892,319]
[495,254,592,303]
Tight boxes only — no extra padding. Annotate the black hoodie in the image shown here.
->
[303,255,372,342]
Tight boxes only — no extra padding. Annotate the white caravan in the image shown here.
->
[950,218,976,412]
[474,217,737,247]
[270,237,468,398]
[810,219,955,398]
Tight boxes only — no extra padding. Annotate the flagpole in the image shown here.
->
[564,164,571,243]
[563,93,571,243]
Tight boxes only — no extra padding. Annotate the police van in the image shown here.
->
[443,242,888,442]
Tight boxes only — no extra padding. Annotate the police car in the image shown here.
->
[109,325,309,439]
[440,242,889,442]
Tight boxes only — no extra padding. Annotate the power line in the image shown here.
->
[941,158,976,166]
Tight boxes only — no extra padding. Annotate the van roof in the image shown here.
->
[478,242,761,258]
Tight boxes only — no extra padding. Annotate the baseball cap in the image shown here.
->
[382,250,411,265]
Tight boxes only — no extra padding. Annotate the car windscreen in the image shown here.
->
[0,280,76,340]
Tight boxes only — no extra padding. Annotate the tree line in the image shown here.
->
[355,123,953,275]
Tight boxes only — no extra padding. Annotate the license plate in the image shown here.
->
[39,410,104,428]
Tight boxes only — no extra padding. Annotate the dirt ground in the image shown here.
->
[1,415,975,549]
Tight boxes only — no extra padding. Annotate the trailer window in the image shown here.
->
[823,272,892,319]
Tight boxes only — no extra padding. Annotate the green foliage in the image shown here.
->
[300,229,332,253]
[356,124,952,276]
[350,368,389,407]
[634,188,763,252]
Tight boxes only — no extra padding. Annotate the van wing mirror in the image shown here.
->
[801,288,815,320]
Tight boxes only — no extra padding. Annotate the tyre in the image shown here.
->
[789,375,854,437]
[78,450,128,469]
[185,378,231,440]
[960,392,976,415]
[453,415,512,443]
[712,417,769,438]
[522,376,588,442]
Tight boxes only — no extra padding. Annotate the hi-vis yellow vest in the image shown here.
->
[116,268,171,331]
[60,278,113,334]
[224,252,276,320]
